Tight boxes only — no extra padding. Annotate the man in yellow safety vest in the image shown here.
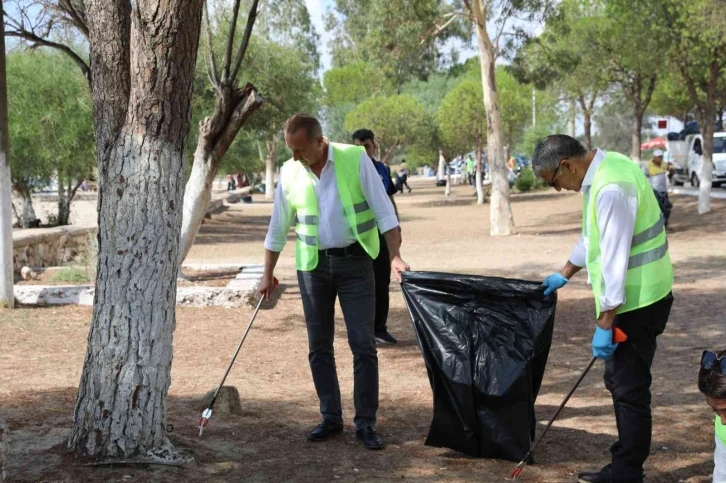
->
[533,134,674,483]
[259,113,409,451]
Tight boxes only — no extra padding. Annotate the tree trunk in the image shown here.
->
[58,179,70,226]
[568,98,576,137]
[177,87,263,266]
[441,150,451,196]
[178,142,217,266]
[696,110,714,214]
[631,107,643,164]
[437,151,446,181]
[0,3,12,308]
[475,133,484,204]
[577,96,592,151]
[472,0,516,236]
[57,178,83,226]
[12,182,37,228]
[265,136,278,199]
[69,0,204,459]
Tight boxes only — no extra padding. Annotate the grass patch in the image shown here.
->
[50,267,91,284]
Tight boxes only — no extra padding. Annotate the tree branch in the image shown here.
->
[203,0,219,87]
[55,0,89,38]
[642,74,657,114]
[222,0,242,82]
[419,12,472,45]
[4,29,92,85]
[229,0,260,84]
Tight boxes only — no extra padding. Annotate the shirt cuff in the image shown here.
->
[599,292,625,312]
[377,216,400,234]
[569,241,586,267]
[264,236,286,253]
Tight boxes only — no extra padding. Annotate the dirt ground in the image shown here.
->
[2,178,725,482]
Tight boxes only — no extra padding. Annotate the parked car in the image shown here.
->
[667,131,726,188]
[688,132,726,188]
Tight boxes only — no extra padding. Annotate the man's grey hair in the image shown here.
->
[531,134,587,176]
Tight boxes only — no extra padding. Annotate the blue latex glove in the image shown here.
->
[542,273,568,296]
[592,326,619,359]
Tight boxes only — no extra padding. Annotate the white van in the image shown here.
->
[688,132,726,188]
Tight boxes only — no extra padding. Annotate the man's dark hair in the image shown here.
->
[531,134,587,176]
[700,350,726,399]
[352,129,375,143]
[284,113,322,141]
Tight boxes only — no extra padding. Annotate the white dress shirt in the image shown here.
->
[569,149,638,312]
[647,167,668,192]
[264,142,399,252]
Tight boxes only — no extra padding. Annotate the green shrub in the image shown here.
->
[515,167,537,192]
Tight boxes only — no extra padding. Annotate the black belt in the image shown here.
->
[319,241,367,257]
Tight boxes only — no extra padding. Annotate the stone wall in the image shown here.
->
[11,186,253,272]
[12,226,96,273]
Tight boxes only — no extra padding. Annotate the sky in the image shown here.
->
[303,0,334,72]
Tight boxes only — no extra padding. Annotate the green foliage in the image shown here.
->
[7,51,95,194]
[648,69,694,120]
[437,78,485,156]
[326,0,466,88]
[51,267,91,284]
[497,68,536,150]
[657,0,726,128]
[343,95,430,160]
[188,0,321,176]
[323,62,393,106]
[515,167,537,192]
[592,93,636,155]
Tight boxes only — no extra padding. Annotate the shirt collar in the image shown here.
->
[325,138,334,163]
[581,148,606,192]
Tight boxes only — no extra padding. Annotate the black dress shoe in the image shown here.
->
[578,464,643,483]
[306,420,344,442]
[356,426,384,450]
[375,331,398,344]
[578,464,612,483]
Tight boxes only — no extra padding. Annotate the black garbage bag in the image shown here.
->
[401,271,557,462]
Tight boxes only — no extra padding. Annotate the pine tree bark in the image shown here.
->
[68,0,204,458]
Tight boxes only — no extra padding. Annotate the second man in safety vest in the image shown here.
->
[260,114,409,451]
[534,135,674,483]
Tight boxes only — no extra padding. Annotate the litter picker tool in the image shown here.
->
[198,277,278,437]
[511,327,627,480]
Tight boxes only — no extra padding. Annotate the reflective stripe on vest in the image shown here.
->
[281,143,380,271]
[716,416,726,445]
[584,151,674,317]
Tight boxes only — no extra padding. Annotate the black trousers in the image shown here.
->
[604,292,674,482]
[372,232,391,333]
[297,252,378,430]
[653,190,672,228]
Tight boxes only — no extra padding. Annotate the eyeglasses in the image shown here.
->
[547,162,563,187]
[701,350,726,374]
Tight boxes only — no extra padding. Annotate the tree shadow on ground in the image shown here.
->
[3,385,714,483]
